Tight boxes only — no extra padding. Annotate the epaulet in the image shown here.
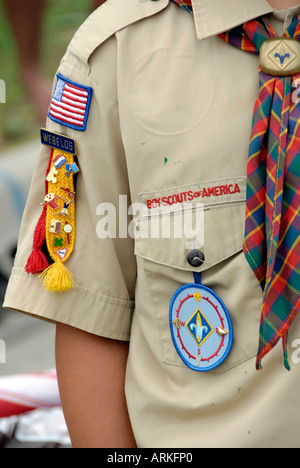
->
[69,0,170,64]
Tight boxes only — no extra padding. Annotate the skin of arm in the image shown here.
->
[55,323,136,448]
[268,0,300,8]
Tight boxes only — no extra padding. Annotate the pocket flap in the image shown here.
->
[134,201,246,272]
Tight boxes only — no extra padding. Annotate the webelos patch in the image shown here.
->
[170,284,233,372]
[48,73,92,131]
[25,129,79,294]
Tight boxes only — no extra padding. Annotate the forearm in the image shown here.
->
[55,323,136,448]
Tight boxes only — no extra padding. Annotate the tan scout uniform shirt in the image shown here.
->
[3,0,300,448]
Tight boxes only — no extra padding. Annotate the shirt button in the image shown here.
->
[187,250,205,267]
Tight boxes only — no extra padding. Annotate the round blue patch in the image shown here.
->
[169,284,233,372]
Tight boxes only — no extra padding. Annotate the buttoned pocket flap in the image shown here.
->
[134,202,246,273]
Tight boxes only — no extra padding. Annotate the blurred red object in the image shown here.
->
[0,370,60,418]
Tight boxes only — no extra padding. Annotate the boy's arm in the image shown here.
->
[55,323,136,448]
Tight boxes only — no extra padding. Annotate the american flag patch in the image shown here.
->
[48,74,92,131]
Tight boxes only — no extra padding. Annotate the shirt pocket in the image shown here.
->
[134,200,262,375]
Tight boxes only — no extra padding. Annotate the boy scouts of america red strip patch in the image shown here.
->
[48,74,93,131]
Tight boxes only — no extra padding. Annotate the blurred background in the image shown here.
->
[0,0,106,447]
[0,0,104,149]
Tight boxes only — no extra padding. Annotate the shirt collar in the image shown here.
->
[271,5,300,31]
[191,0,274,40]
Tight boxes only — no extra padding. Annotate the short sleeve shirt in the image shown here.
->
[4,0,300,448]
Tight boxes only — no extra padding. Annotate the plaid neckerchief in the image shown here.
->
[170,0,300,371]
[170,0,193,13]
